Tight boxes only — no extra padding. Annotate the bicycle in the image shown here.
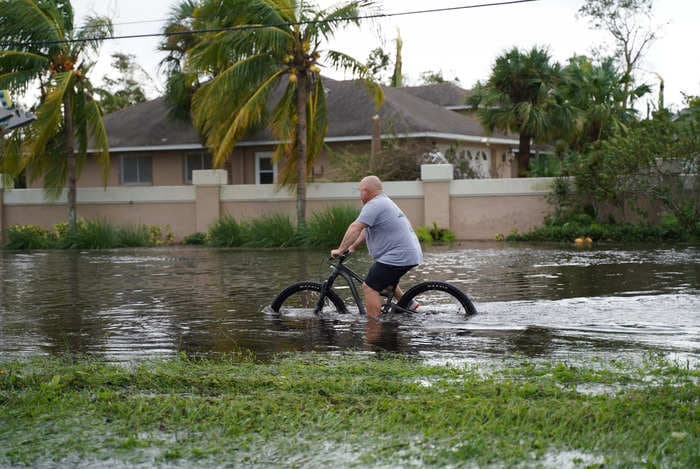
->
[271,251,477,316]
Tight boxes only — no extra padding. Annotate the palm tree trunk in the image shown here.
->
[295,72,308,228]
[64,91,77,233]
[518,133,531,178]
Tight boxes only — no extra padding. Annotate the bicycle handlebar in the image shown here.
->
[329,250,352,263]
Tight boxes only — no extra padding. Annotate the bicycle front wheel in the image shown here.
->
[271,281,347,314]
[396,281,477,316]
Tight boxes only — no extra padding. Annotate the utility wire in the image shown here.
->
[1,0,538,48]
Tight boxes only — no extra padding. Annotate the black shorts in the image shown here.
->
[365,262,416,293]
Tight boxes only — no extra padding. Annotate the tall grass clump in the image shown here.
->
[184,232,208,245]
[3,224,53,249]
[118,225,153,247]
[68,218,119,249]
[244,214,300,247]
[208,215,246,247]
[303,205,360,248]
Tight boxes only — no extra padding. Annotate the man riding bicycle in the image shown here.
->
[331,175,423,318]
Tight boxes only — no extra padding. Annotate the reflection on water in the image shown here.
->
[0,243,698,364]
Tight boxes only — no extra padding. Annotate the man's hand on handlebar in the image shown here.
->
[330,248,352,259]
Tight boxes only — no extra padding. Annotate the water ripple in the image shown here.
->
[0,244,698,364]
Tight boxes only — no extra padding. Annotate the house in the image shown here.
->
[60,79,520,190]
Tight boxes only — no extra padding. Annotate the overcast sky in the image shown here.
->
[71,0,700,111]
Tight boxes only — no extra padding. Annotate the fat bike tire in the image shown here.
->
[270,281,347,313]
[396,281,477,315]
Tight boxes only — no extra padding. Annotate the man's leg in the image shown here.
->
[393,285,404,301]
[362,282,383,318]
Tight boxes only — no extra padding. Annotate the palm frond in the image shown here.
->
[72,15,113,58]
[164,70,198,121]
[27,71,73,161]
[85,98,110,185]
[191,52,277,132]
[306,1,371,41]
[0,53,49,92]
[0,0,63,46]
[192,56,283,166]
[305,76,328,167]
[361,78,384,111]
[270,81,298,186]
[274,76,329,187]
[0,130,27,181]
[325,50,368,78]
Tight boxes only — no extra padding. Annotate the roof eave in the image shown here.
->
[94,132,519,153]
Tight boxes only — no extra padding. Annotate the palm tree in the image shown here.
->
[0,0,113,232]
[468,47,560,177]
[159,0,202,121]
[559,55,649,152]
[184,0,382,227]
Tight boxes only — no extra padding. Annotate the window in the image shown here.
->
[121,155,152,184]
[255,152,276,184]
[184,152,213,184]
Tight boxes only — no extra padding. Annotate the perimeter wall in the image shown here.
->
[0,165,555,242]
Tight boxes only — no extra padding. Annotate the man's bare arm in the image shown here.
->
[331,221,366,256]
[349,228,366,252]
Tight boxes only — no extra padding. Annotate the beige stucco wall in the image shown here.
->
[451,195,550,239]
[2,172,556,242]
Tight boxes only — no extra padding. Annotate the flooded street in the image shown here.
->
[1,243,698,364]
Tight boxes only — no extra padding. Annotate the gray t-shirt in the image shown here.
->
[356,193,423,266]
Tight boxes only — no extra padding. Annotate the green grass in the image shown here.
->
[117,224,154,247]
[1,353,697,467]
[205,206,359,248]
[505,212,700,243]
[207,214,246,247]
[69,218,120,249]
[3,220,173,250]
[244,213,301,248]
[415,222,456,245]
[302,205,360,248]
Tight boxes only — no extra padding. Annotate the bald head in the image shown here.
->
[361,175,382,191]
[359,175,383,204]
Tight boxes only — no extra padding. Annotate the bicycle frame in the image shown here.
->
[319,253,413,315]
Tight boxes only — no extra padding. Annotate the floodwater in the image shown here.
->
[0,243,698,364]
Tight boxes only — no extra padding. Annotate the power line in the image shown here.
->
[1,0,538,48]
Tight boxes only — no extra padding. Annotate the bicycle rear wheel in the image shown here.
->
[271,281,347,314]
[396,281,477,316]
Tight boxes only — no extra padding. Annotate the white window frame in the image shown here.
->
[183,152,213,184]
[255,151,277,185]
[120,154,153,185]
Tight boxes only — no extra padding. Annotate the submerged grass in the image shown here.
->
[0,353,697,467]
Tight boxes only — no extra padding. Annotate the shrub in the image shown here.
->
[118,225,153,247]
[184,232,208,245]
[3,224,53,250]
[208,215,246,247]
[505,210,697,243]
[70,218,119,249]
[303,205,360,248]
[147,224,175,246]
[244,214,300,247]
[415,223,456,245]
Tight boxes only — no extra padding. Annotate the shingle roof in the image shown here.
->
[102,97,201,148]
[102,78,513,149]
[401,82,471,108]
